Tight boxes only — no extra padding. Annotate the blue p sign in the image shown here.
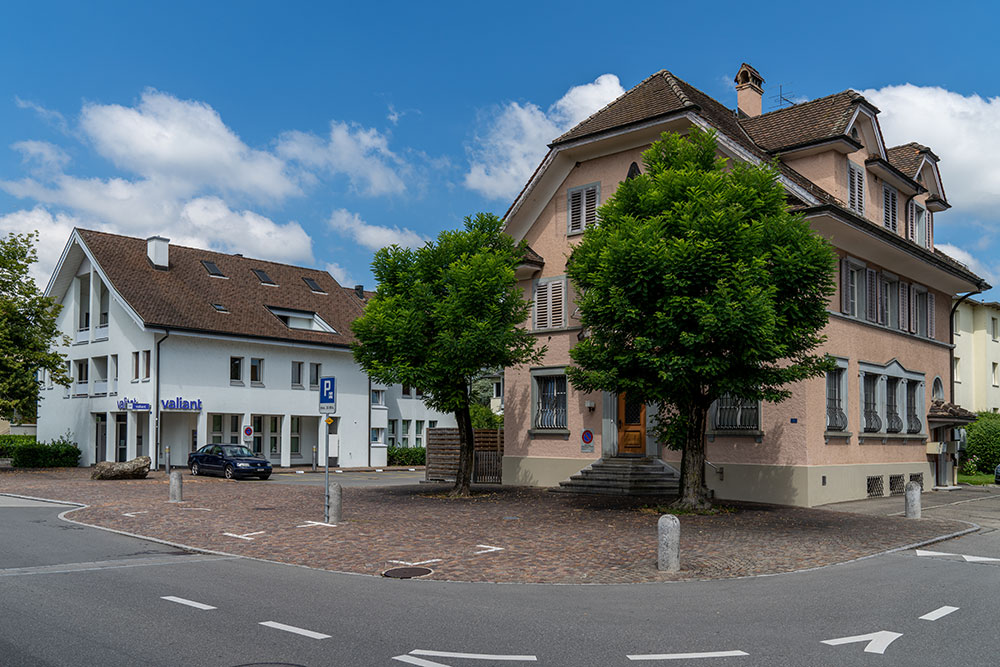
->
[319,377,336,413]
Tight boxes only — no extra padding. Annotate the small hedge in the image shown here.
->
[964,412,1000,473]
[387,446,426,466]
[0,433,81,468]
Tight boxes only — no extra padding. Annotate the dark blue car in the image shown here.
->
[189,444,272,480]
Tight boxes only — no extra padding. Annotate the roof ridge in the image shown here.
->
[659,70,695,108]
[746,89,860,122]
[550,70,666,145]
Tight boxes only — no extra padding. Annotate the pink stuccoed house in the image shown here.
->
[501,64,986,506]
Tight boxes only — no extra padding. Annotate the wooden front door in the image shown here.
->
[617,394,646,455]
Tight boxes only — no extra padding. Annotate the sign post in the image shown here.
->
[319,377,337,523]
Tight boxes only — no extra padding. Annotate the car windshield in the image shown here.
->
[221,446,255,458]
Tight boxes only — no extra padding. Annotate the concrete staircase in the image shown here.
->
[551,457,680,496]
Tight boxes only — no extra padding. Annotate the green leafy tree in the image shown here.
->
[352,213,543,495]
[965,412,1000,473]
[0,231,71,422]
[566,129,837,509]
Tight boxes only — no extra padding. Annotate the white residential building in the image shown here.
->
[952,298,1000,414]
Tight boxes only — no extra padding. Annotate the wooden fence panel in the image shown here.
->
[426,428,503,483]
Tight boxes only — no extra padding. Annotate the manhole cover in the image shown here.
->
[382,566,433,579]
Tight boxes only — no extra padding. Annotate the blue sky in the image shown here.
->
[2,1,999,297]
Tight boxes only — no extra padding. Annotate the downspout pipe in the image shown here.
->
[950,291,982,403]
[154,329,169,471]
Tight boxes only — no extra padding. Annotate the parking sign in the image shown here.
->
[319,376,336,414]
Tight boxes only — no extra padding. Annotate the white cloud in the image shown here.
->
[936,242,998,285]
[277,121,408,197]
[12,140,70,174]
[325,262,355,287]
[15,97,70,134]
[861,84,1000,217]
[80,89,298,202]
[464,74,625,200]
[327,208,427,251]
[0,207,82,285]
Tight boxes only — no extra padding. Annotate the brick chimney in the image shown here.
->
[734,63,765,118]
[147,236,170,270]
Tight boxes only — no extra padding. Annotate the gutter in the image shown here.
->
[154,329,169,471]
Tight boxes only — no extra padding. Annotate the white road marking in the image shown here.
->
[296,521,337,528]
[122,511,148,517]
[920,605,959,621]
[962,555,1000,562]
[409,649,536,660]
[392,656,448,667]
[627,651,748,660]
[335,470,344,473]
[388,559,442,566]
[161,596,216,610]
[178,507,212,511]
[473,545,504,555]
[376,469,384,472]
[222,531,265,541]
[408,468,416,471]
[259,621,330,639]
[821,631,902,654]
[915,549,956,557]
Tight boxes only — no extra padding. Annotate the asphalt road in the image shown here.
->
[264,469,426,487]
[2,493,999,666]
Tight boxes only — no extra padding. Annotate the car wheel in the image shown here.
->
[190,462,199,476]
[258,473,271,480]
[224,465,235,480]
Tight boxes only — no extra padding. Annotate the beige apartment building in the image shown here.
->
[952,299,1000,413]
[502,63,987,506]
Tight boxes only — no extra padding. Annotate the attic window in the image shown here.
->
[303,277,325,293]
[252,269,277,286]
[851,127,859,141]
[212,303,229,313]
[266,306,337,334]
[202,260,226,277]
[626,162,642,180]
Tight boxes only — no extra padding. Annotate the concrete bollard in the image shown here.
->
[657,514,680,572]
[169,470,183,502]
[328,481,342,524]
[312,446,318,473]
[905,481,921,519]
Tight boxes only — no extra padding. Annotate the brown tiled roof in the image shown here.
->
[739,91,866,152]
[342,286,375,305]
[927,399,977,423]
[78,229,364,347]
[521,245,544,266]
[886,143,930,178]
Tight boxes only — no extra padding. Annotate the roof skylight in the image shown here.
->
[303,276,325,293]
[211,303,229,313]
[202,260,225,277]
[252,269,277,285]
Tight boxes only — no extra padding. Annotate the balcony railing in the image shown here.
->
[863,409,883,433]
[906,411,922,434]
[92,380,108,395]
[826,401,848,431]
[885,409,903,433]
[74,381,88,396]
[714,396,759,430]
[94,325,109,340]
[75,328,89,344]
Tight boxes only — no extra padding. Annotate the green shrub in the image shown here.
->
[0,434,36,457]
[11,442,51,467]
[387,446,426,466]
[470,403,502,429]
[965,412,1000,473]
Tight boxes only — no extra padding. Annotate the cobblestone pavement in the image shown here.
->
[0,468,973,584]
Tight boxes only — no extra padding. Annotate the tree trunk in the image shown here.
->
[674,400,711,511]
[452,401,475,496]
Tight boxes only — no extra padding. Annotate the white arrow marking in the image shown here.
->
[962,554,1000,562]
[161,596,216,610]
[628,650,748,660]
[296,520,337,528]
[122,511,148,517]
[409,650,536,660]
[388,559,442,566]
[473,544,504,555]
[821,631,902,654]
[920,605,959,621]
[259,621,330,639]
[222,531,264,541]
[915,549,956,557]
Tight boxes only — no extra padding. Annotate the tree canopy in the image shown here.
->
[352,212,543,494]
[0,231,71,422]
[566,128,837,509]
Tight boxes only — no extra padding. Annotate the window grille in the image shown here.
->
[534,376,567,429]
[862,375,881,433]
[867,475,885,498]
[885,378,903,433]
[826,369,847,431]
[906,383,921,434]
[889,474,905,496]
[714,394,760,430]
[909,473,924,491]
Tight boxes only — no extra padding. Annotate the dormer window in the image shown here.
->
[252,269,277,286]
[266,306,337,333]
[202,260,226,278]
[211,303,229,313]
[851,127,859,141]
[302,277,325,293]
[847,162,865,215]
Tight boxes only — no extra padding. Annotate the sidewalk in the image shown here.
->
[0,468,975,584]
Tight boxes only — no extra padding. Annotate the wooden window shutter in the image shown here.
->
[907,201,916,241]
[847,166,857,211]
[909,285,918,333]
[840,259,850,314]
[568,190,583,234]
[865,269,877,322]
[853,166,865,214]
[549,280,565,328]
[928,292,936,339]
[898,282,909,331]
[876,274,885,324]
[926,211,934,249]
[534,282,550,329]
[584,186,598,227]
[883,188,897,231]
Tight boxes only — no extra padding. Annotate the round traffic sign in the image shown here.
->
[243,426,254,438]
[581,429,593,444]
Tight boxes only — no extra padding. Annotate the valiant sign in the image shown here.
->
[160,397,203,411]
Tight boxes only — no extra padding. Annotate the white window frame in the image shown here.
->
[309,362,321,389]
[530,368,568,432]
[567,182,600,236]
[291,361,303,388]
[230,356,244,385]
[250,357,264,386]
[993,316,999,341]
[142,350,151,380]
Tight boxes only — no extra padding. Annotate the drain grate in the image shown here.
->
[382,567,433,579]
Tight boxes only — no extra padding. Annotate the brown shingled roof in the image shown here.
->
[78,229,363,347]
[927,398,976,424]
[886,143,929,178]
[739,91,867,152]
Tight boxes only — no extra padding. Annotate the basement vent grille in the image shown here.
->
[867,475,885,498]
[889,474,905,496]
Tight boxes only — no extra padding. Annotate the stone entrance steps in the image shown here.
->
[551,457,680,496]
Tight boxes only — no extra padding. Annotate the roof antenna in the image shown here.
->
[768,84,797,111]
